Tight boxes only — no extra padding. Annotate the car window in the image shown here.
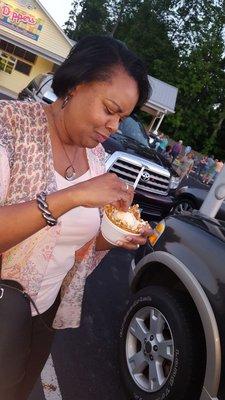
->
[37,76,53,96]
[118,117,149,147]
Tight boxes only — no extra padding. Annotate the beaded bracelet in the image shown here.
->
[36,192,57,226]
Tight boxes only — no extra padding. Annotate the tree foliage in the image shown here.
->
[64,0,225,158]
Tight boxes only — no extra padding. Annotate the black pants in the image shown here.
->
[2,295,60,400]
[172,153,179,162]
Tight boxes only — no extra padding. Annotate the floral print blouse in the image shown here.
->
[0,100,107,329]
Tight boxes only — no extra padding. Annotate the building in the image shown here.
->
[0,0,72,98]
[142,76,178,134]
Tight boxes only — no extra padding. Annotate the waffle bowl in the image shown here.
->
[101,204,148,245]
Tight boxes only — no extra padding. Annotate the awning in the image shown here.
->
[142,75,178,116]
[0,31,64,64]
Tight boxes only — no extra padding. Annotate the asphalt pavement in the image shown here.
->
[29,248,134,400]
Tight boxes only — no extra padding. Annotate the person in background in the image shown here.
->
[195,155,208,178]
[184,145,192,156]
[215,160,224,179]
[162,145,172,162]
[0,35,152,399]
[202,155,215,184]
[152,132,164,150]
[176,152,194,182]
[157,135,168,153]
[203,159,223,184]
[171,140,183,162]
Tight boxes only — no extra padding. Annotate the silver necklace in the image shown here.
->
[51,110,77,181]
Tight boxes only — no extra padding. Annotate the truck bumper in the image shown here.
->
[134,190,175,221]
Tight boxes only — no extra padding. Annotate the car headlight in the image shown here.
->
[169,175,180,189]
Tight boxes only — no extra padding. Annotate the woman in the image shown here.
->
[176,152,194,182]
[157,135,168,153]
[203,159,223,184]
[0,35,151,399]
[162,145,172,162]
[196,155,208,177]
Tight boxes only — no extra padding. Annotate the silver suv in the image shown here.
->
[18,73,56,103]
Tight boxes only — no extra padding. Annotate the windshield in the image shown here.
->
[118,117,149,147]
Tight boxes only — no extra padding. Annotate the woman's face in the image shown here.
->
[62,67,139,148]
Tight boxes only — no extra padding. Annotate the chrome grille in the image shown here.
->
[109,158,170,196]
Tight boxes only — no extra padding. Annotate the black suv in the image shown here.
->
[18,74,180,222]
[119,195,225,400]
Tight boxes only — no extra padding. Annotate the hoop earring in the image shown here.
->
[61,94,72,109]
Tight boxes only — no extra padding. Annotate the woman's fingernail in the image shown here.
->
[116,241,122,246]
[125,236,132,241]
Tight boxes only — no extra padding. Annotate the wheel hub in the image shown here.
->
[144,341,152,354]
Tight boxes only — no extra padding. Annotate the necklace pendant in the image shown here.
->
[65,165,76,181]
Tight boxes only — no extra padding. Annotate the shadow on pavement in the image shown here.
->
[51,248,133,400]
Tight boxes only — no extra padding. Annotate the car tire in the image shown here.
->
[173,197,196,214]
[119,286,205,400]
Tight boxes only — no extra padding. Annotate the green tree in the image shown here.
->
[162,0,225,154]
[64,0,109,40]
[114,0,179,83]
[64,0,82,40]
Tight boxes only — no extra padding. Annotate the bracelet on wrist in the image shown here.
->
[36,192,57,226]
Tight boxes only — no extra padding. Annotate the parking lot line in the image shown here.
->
[41,354,62,400]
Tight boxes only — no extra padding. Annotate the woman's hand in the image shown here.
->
[95,225,154,251]
[115,225,153,251]
[72,173,134,211]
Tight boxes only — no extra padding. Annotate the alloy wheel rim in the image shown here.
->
[125,306,174,393]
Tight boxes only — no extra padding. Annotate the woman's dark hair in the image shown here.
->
[52,35,151,109]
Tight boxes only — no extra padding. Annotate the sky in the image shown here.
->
[39,0,73,28]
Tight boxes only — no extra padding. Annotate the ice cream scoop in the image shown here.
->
[101,204,148,245]
[112,210,141,230]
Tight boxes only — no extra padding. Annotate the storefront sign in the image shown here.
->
[0,1,43,41]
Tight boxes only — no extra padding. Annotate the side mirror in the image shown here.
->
[42,90,57,104]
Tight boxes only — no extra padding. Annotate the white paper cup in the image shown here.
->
[101,211,141,245]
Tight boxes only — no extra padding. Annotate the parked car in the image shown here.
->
[18,74,180,221]
[119,210,225,400]
[174,185,225,220]
[17,73,57,103]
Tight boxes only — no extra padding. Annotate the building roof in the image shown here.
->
[142,75,178,116]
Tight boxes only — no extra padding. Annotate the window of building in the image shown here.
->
[24,52,36,63]
[0,40,36,76]
[0,52,16,74]
[13,46,25,59]
[0,40,7,51]
[15,60,32,75]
